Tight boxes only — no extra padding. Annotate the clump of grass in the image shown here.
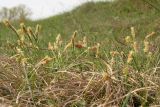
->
[0,20,160,106]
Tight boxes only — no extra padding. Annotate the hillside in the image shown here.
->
[0,0,160,106]
[34,0,159,41]
[0,0,160,43]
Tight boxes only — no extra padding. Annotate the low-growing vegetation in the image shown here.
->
[0,0,160,107]
[0,18,160,106]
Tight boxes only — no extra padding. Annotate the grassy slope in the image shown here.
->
[34,0,159,41]
[0,0,160,44]
[0,0,160,106]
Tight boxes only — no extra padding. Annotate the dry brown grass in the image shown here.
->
[0,56,22,106]
[0,55,159,106]
[44,69,160,106]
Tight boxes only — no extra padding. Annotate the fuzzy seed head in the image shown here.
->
[27,27,33,36]
[27,27,31,32]
[17,29,25,43]
[96,43,100,58]
[144,40,149,53]
[131,27,135,39]
[3,19,10,27]
[127,50,134,64]
[35,24,41,35]
[64,42,72,52]
[133,41,138,53]
[21,58,28,66]
[125,36,132,43]
[16,47,24,56]
[82,36,87,47]
[147,52,152,57]
[145,32,155,39]
[20,23,25,28]
[20,23,27,33]
[71,31,77,45]
[39,56,53,65]
[55,34,62,46]
[48,42,54,51]
[35,56,53,68]
[54,42,58,50]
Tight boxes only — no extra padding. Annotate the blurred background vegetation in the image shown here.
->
[0,0,160,48]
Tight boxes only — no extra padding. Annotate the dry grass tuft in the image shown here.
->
[34,68,159,106]
[43,71,115,106]
[0,56,23,106]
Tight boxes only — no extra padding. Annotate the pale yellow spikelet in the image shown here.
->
[58,51,62,58]
[33,25,41,42]
[82,36,87,47]
[131,27,135,39]
[96,43,100,58]
[20,23,25,27]
[16,47,24,56]
[17,39,25,46]
[3,19,10,27]
[63,31,77,52]
[71,31,77,46]
[34,45,39,50]
[3,19,21,39]
[125,36,132,43]
[127,50,134,64]
[42,56,53,64]
[20,22,27,33]
[27,27,36,38]
[16,47,22,54]
[21,58,28,66]
[143,40,149,53]
[29,42,33,47]
[56,34,61,43]
[145,32,155,39]
[120,51,124,55]
[17,40,21,46]
[87,47,91,50]
[48,42,54,51]
[35,24,41,35]
[27,27,32,36]
[133,41,139,53]
[110,51,119,57]
[29,43,39,49]
[27,27,34,39]
[36,55,53,68]
[55,34,62,46]
[63,41,72,52]
[147,52,152,57]
[53,42,58,50]
[17,29,25,43]
[20,23,25,30]
[27,26,36,42]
